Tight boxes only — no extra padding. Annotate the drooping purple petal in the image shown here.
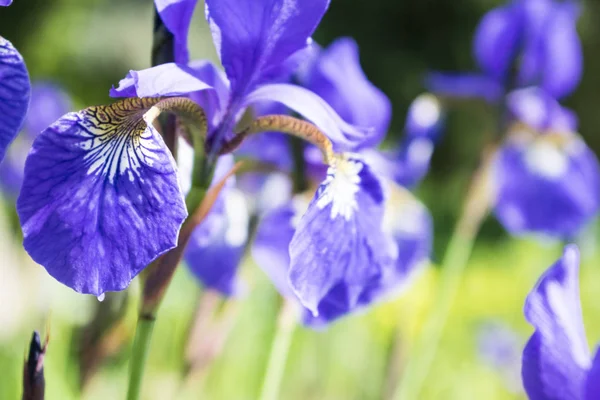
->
[17,99,187,295]
[289,156,393,316]
[0,82,72,198]
[184,155,248,295]
[425,72,503,103]
[540,1,582,99]
[110,63,215,98]
[0,37,30,162]
[252,202,297,298]
[204,0,329,98]
[301,37,391,148]
[154,0,198,64]
[522,245,590,400]
[245,83,371,151]
[506,87,578,132]
[493,133,600,239]
[473,3,522,81]
[585,349,600,400]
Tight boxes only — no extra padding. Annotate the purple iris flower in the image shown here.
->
[492,88,600,239]
[0,82,71,198]
[0,1,13,6]
[522,244,600,399]
[428,0,582,102]
[253,166,432,327]
[0,36,30,162]
[17,0,379,296]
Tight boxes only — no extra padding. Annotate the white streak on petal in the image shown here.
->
[524,141,568,179]
[316,158,362,220]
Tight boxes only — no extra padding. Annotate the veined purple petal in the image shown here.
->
[493,133,600,239]
[540,1,582,99]
[110,63,215,98]
[245,83,371,151]
[252,202,297,298]
[473,3,522,81]
[0,37,30,162]
[301,37,391,148]
[585,349,600,400]
[425,72,503,103]
[507,87,577,132]
[0,82,72,198]
[185,187,248,296]
[205,0,329,98]
[17,99,187,295]
[289,156,392,316]
[155,0,198,64]
[522,245,590,400]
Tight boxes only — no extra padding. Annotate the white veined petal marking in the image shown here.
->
[316,157,363,221]
[78,98,162,184]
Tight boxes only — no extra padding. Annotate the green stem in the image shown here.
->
[392,153,492,400]
[258,300,297,400]
[126,316,155,400]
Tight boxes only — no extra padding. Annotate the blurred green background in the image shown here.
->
[1,0,600,399]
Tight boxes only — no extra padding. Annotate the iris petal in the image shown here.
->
[288,156,391,316]
[301,37,391,148]
[0,0,13,6]
[493,134,600,239]
[585,349,600,400]
[110,63,215,98]
[473,3,521,81]
[252,203,297,298]
[522,245,590,400]
[154,0,198,64]
[0,36,30,162]
[204,0,329,97]
[245,83,371,151]
[17,98,187,295]
[540,1,582,99]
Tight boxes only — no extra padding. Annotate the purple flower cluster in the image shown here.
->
[427,0,600,240]
[0,0,435,330]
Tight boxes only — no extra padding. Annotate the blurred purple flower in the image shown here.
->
[522,244,600,399]
[0,36,30,162]
[0,0,13,6]
[477,321,523,393]
[18,0,380,296]
[0,82,71,198]
[428,0,582,102]
[492,89,600,239]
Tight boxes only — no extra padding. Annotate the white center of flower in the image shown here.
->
[316,158,363,221]
[515,90,546,128]
[410,94,441,129]
[524,141,569,180]
[223,189,249,247]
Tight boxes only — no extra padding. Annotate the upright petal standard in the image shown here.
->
[17,98,187,296]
